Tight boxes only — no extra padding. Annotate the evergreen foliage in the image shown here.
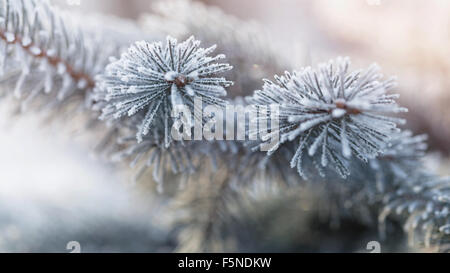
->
[1,0,449,252]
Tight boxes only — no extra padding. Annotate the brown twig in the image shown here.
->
[0,30,96,89]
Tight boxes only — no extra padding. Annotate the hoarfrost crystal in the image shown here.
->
[97,36,233,144]
[248,57,408,178]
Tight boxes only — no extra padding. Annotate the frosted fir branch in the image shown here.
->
[335,130,449,251]
[108,112,297,192]
[0,0,96,106]
[379,174,450,251]
[369,130,428,188]
[2,0,447,254]
[142,0,289,98]
[190,97,299,186]
[96,36,233,145]
[0,0,150,112]
[247,57,408,178]
[336,130,430,199]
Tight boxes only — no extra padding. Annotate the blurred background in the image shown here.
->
[0,0,448,252]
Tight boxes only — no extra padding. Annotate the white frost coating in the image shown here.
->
[46,48,56,57]
[77,79,88,89]
[187,70,199,80]
[340,121,351,158]
[249,57,407,178]
[128,85,137,93]
[29,46,42,56]
[0,0,139,111]
[331,108,346,118]
[164,71,178,81]
[97,35,233,144]
[5,32,15,42]
[185,85,195,96]
[170,84,183,107]
[121,75,130,82]
[57,62,66,74]
[21,36,32,47]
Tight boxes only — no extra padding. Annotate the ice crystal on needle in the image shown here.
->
[248,57,408,178]
[96,36,233,144]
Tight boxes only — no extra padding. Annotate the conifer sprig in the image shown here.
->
[96,36,233,145]
[248,57,408,178]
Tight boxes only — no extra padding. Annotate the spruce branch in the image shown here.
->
[369,130,428,188]
[95,36,233,145]
[0,0,95,107]
[0,0,154,113]
[338,130,450,251]
[379,174,450,251]
[0,0,448,253]
[248,57,407,178]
